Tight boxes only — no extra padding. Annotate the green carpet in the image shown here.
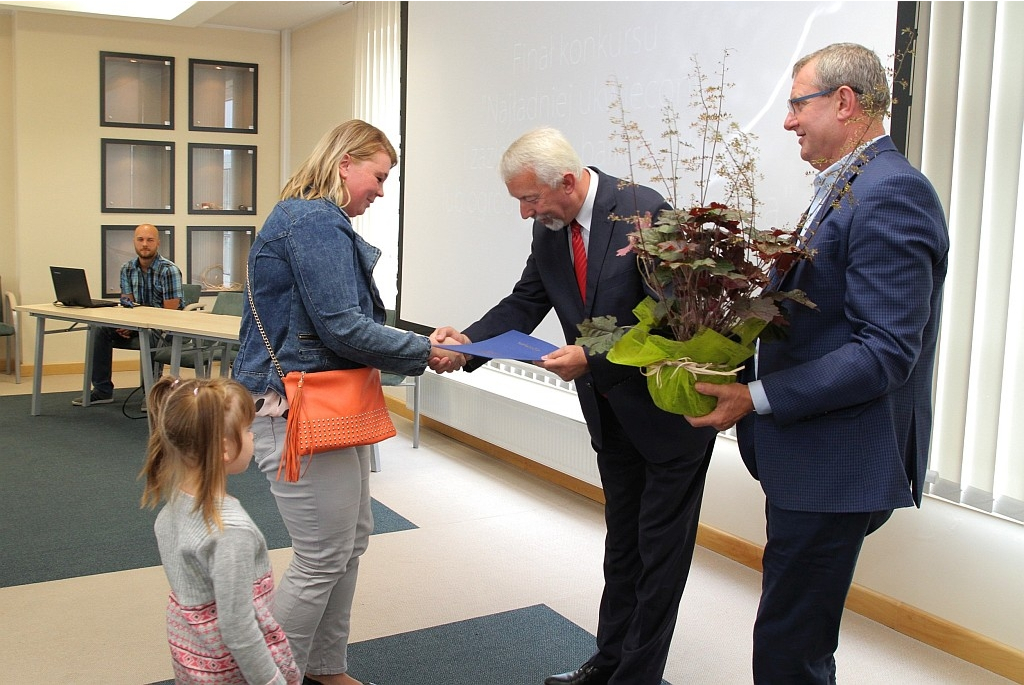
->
[343,604,614,684]
[149,604,659,685]
[0,389,416,588]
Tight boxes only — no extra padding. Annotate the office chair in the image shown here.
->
[151,289,241,379]
[149,283,208,377]
[202,292,243,377]
[1,289,21,383]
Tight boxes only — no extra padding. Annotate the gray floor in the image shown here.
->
[0,370,1013,684]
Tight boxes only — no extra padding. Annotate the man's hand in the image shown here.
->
[430,326,470,346]
[428,327,471,373]
[685,382,754,431]
[537,345,589,382]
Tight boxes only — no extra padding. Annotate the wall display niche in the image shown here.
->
[187,226,254,293]
[189,143,257,214]
[101,225,176,297]
[101,139,174,213]
[100,51,174,129]
[189,59,258,133]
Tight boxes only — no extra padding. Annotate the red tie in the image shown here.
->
[570,220,587,301]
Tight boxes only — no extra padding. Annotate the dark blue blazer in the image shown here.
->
[463,168,716,462]
[738,137,949,512]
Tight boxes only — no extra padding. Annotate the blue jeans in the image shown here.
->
[89,326,141,396]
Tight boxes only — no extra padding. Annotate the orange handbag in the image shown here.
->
[279,367,395,481]
[247,275,396,482]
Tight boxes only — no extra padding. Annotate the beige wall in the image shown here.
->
[287,10,358,175]
[0,14,15,294]
[8,11,284,365]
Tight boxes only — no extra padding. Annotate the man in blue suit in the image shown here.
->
[689,43,949,683]
[432,127,717,685]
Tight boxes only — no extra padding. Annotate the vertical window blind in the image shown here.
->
[920,1,1024,523]
[353,1,402,310]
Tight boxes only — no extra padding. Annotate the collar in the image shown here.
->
[572,167,598,230]
[813,134,886,190]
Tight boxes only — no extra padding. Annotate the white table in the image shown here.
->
[16,303,241,415]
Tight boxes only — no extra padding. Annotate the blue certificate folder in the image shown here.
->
[435,330,559,361]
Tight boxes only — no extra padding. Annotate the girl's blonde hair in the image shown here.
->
[139,376,256,530]
[279,119,398,209]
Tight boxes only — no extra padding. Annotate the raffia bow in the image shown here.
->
[643,358,746,383]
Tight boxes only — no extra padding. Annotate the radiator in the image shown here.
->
[418,360,601,487]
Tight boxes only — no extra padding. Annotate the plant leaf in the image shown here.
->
[576,316,628,354]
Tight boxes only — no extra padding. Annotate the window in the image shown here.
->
[918,2,1024,523]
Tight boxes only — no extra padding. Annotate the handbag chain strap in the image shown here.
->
[246,267,288,380]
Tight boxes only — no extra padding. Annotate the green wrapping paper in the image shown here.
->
[606,298,765,416]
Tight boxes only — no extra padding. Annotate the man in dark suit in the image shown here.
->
[688,43,949,683]
[431,127,717,685]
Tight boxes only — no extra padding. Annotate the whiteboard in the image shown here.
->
[399,1,900,342]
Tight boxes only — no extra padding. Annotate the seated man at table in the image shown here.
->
[73,223,184,406]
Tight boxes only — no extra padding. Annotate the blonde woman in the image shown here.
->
[233,120,462,684]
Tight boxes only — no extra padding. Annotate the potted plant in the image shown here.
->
[578,55,816,416]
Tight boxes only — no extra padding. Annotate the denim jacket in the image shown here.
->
[233,197,431,397]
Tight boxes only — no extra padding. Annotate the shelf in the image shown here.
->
[187,226,254,293]
[100,225,176,297]
[189,59,258,133]
[101,139,175,213]
[188,143,257,214]
[100,51,174,129]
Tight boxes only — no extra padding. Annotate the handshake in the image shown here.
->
[423,326,590,383]
[426,326,471,374]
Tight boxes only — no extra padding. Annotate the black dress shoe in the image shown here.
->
[544,662,614,685]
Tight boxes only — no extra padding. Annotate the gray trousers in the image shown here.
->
[252,415,374,677]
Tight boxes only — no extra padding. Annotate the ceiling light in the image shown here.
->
[0,1,197,21]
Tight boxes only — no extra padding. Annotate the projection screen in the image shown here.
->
[399,1,901,344]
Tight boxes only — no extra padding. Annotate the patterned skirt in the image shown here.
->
[166,571,300,684]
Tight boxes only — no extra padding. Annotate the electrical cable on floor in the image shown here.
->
[122,385,148,420]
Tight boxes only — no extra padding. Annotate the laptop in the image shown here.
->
[50,266,118,308]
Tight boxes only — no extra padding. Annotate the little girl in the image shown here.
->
[141,376,301,685]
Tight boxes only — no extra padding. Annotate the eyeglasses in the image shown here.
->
[786,87,837,115]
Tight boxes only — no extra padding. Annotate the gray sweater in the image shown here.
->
[155,493,294,685]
